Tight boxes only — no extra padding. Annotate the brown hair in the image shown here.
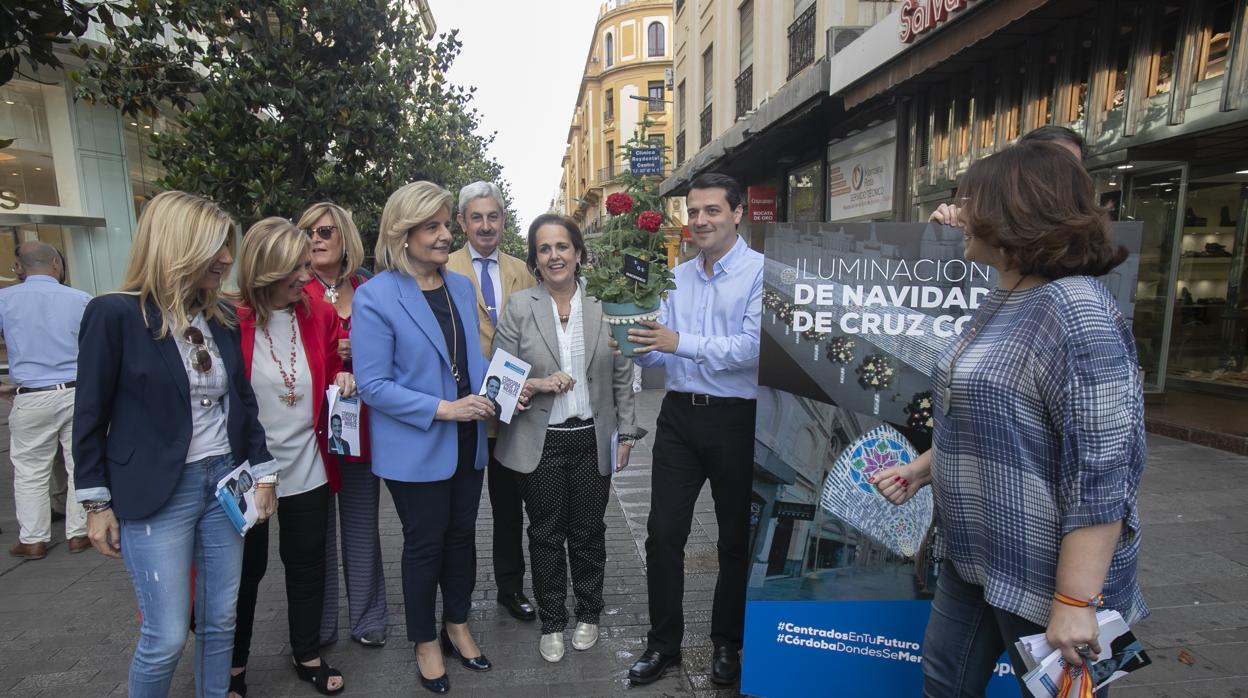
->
[526,213,585,281]
[959,141,1127,279]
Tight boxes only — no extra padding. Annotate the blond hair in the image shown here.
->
[375,181,455,277]
[236,217,312,327]
[296,202,365,282]
[119,190,236,338]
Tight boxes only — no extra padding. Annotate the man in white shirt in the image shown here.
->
[446,181,538,622]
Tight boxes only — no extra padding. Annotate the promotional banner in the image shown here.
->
[743,221,1143,697]
[826,121,897,221]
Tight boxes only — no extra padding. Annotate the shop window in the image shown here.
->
[1004,65,1024,141]
[786,160,823,223]
[931,88,950,166]
[126,114,169,220]
[0,224,69,291]
[0,82,60,207]
[1200,0,1236,81]
[1152,2,1183,96]
[648,22,665,57]
[1122,168,1185,391]
[978,75,998,151]
[1167,177,1247,392]
[1072,38,1093,123]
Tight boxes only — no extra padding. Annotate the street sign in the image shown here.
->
[630,147,663,175]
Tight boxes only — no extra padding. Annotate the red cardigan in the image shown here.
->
[237,291,344,492]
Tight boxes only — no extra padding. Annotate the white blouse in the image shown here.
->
[178,313,231,464]
[548,286,593,425]
[251,309,327,498]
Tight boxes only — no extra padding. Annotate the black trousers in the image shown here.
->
[517,420,610,635]
[385,426,483,643]
[487,437,528,596]
[233,483,331,666]
[645,393,756,654]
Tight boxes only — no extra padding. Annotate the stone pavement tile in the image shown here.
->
[1115,684,1204,698]
[1136,551,1248,586]
[1169,677,1248,697]
[5,669,98,693]
[1138,583,1222,609]
[1126,646,1237,684]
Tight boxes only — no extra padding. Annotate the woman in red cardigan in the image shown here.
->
[297,201,388,648]
[229,217,354,697]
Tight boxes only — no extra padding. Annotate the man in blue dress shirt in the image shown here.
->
[623,173,763,687]
[1,241,91,560]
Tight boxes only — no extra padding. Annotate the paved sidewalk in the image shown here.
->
[0,392,1246,697]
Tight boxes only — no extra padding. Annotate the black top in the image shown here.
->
[423,285,471,399]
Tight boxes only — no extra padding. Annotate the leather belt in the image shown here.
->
[669,391,754,407]
[16,381,77,395]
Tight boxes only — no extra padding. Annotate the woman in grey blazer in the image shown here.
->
[493,214,645,664]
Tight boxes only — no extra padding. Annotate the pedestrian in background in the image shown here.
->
[73,190,277,698]
[352,181,495,695]
[873,141,1147,695]
[229,217,354,697]
[2,241,90,560]
[624,172,764,687]
[297,201,389,649]
[446,181,539,624]
[493,214,645,663]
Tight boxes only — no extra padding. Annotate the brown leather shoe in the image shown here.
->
[67,536,91,554]
[9,541,48,560]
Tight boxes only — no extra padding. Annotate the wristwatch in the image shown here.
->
[82,499,112,513]
[257,474,279,485]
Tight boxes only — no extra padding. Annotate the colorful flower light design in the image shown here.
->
[825,336,856,364]
[905,391,935,434]
[820,424,933,559]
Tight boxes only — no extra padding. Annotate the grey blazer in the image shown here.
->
[493,283,645,476]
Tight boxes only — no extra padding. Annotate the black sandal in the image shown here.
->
[228,669,247,698]
[292,658,345,695]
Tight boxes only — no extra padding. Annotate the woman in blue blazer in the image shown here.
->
[73,191,277,698]
[351,181,495,695]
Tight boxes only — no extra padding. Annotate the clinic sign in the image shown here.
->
[899,0,973,43]
[827,122,896,221]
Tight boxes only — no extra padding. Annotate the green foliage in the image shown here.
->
[72,0,516,255]
[1,0,115,88]
[582,117,676,309]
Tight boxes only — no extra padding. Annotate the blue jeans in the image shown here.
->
[120,454,244,698]
[922,561,1108,697]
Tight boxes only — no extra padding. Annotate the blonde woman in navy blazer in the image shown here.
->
[351,181,494,695]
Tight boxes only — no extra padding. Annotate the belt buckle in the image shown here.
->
[691,393,710,406]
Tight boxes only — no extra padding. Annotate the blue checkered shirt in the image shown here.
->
[931,276,1149,627]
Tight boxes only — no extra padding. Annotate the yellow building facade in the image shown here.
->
[555,0,685,239]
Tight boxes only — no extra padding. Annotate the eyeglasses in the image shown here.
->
[183,327,213,373]
[304,225,339,240]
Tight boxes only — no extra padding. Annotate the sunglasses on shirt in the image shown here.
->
[303,225,339,240]
[183,327,213,373]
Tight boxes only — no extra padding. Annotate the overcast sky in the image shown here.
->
[428,0,602,235]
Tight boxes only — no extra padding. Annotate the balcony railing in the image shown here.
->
[700,105,713,148]
[787,4,817,79]
[735,65,753,119]
[676,130,686,165]
[598,166,619,184]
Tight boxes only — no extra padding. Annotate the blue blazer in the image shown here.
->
[73,294,274,520]
[351,270,488,482]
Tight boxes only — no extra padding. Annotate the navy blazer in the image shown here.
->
[73,294,274,520]
[352,270,488,482]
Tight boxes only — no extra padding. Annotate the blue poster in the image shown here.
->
[743,221,1144,697]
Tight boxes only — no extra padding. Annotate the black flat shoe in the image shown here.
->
[440,627,492,672]
[414,650,450,695]
[228,669,247,698]
[353,630,387,647]
[497,591,536,621]
[711,646,741,686]
[628,648,681,685]
[291,658,345,696]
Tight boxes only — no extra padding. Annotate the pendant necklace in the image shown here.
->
[314,272,340,304]
[262,310,302,406]
[940,276,1027,415]
[442,283,462,384]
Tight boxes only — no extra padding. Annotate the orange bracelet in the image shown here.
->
[1053,591,1104,608]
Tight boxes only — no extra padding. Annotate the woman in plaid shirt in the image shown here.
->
[873,140,1147,696]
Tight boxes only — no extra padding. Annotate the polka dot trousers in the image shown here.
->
[517,419,610,635]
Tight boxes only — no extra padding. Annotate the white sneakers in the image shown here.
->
[540,623,599,662]
[540,632,565,662]
[571,622,599,651]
